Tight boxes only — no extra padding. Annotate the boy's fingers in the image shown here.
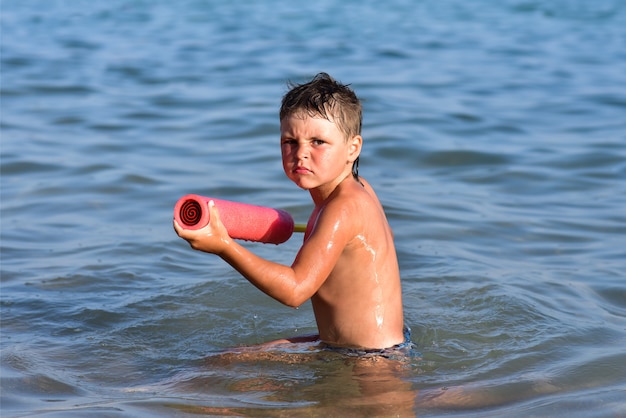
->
[173,219,193,239]
[208,200,221,225]
[173,219,182,234]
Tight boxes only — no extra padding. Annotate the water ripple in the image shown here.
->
[2,0,625,416]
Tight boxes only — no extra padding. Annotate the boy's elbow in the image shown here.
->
[280,286,311,308]
[271,273,314,308]
[281,294,308,309]
[284,300,302,309]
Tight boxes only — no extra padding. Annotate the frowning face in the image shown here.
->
[280,114,360,196]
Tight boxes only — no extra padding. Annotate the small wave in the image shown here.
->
[421,149,511,168]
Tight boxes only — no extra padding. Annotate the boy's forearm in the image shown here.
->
[218,240,306,308]
[174,212,310,307]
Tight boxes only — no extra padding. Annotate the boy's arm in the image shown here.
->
[174,199,353,307]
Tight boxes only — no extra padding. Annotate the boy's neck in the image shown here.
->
[309,172,357,206]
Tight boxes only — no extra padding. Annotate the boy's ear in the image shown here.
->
[348,135,363,162]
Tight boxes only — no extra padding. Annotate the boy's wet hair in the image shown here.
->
[280,72,362,179]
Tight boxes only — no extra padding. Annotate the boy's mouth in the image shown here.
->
[294,166,312,174]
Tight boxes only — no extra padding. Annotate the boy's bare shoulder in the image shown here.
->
[327,178,375,207]
[358,177,384,206]
[340,177,382,209]
[320,178,383,230]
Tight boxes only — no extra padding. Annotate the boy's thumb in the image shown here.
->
[208,200,221,224]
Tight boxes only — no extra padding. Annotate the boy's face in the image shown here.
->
[280,113,361,192]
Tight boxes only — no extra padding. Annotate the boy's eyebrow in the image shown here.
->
[281,132,326,140]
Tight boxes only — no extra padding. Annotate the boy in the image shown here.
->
[174,73,408,352]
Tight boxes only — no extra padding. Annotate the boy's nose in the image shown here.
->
[296,145,309,159]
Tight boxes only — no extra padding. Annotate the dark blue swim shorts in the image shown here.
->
[322,326,421,361]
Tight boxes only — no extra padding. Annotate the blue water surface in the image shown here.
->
[2,0,626,416]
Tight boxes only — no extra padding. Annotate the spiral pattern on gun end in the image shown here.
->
[179,199,202,226]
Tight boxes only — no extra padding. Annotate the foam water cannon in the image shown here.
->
[174,194,306,244]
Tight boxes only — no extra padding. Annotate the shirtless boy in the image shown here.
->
[174,73,407,351]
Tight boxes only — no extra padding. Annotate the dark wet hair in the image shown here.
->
[280,73,362,179]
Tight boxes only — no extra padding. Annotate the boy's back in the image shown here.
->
[307,177,404,349]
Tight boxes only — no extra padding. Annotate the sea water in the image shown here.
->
[1,0,625,416]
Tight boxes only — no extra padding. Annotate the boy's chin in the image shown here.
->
[287,177,314,190]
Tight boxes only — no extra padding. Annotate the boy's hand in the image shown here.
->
[173,200,231,255]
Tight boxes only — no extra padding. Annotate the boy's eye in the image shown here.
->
[281,139,296,145]
[312,139,325,145]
